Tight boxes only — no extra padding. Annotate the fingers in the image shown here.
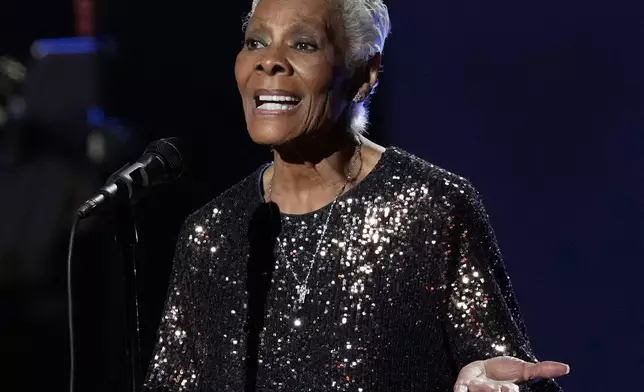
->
[484,356,570,383]
[454,357,570,392]
[523,361,570,381]
[456,360,485,380]
[465,380,520,392]
[454,384,468,392]
[483,356,525,382]
[454,360,486,392]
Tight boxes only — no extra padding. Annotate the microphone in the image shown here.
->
[77,137,184,219]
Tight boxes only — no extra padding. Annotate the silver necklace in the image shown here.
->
[266,141,362,327]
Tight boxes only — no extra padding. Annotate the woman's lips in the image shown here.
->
[253,90,302,115]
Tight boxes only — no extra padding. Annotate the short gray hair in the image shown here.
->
[246,0,391,134]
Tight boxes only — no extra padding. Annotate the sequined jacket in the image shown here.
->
[143,147,562,392]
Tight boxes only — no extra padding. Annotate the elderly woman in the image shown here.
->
[144,0,569,391]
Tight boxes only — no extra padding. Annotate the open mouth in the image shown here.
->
[254,93,302,112]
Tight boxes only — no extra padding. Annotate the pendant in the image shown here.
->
[296,285,310,304]
[292,291,305,328]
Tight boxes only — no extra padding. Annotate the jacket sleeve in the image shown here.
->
[440,182,562,391]
[143,219,208,392]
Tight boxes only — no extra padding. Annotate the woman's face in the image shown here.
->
[235,0,351,146]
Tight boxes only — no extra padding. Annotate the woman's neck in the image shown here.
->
[264,132,385,215]
[266,130,358,214]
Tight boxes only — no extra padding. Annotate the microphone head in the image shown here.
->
[144,137,185,180]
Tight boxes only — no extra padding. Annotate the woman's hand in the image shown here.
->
[454,356,570,392]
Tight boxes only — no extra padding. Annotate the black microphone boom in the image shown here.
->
[77,137,184,219]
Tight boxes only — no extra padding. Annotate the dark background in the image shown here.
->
[1,0,642,391]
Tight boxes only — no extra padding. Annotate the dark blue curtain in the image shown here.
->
[376,1,644,390]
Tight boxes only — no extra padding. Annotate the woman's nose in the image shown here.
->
[255,48,293,76]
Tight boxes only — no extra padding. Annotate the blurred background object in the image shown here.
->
[0,2,129,390]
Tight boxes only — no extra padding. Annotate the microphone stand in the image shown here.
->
[113,192,143,392]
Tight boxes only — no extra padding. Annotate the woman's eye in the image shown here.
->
[294,42,317,52]
[244,39,265,50]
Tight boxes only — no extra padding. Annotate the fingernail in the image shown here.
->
[564,364,571,375]
[456,386,468,392]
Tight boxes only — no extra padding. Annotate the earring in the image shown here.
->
[352,91,365,103]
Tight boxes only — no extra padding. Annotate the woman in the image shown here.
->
[144,0,569,391]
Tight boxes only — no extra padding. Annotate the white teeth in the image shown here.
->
[257,102,296,111]
[255,94,300,112]
[258,95,300,102]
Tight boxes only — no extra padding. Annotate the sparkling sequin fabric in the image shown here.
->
[144,148,561,392]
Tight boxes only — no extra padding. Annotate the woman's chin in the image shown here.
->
[247,126,299,146]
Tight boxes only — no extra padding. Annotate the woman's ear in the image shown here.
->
[367,52,382,91]
[352,53,382,103]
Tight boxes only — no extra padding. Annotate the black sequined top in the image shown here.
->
[144,148,562,392]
